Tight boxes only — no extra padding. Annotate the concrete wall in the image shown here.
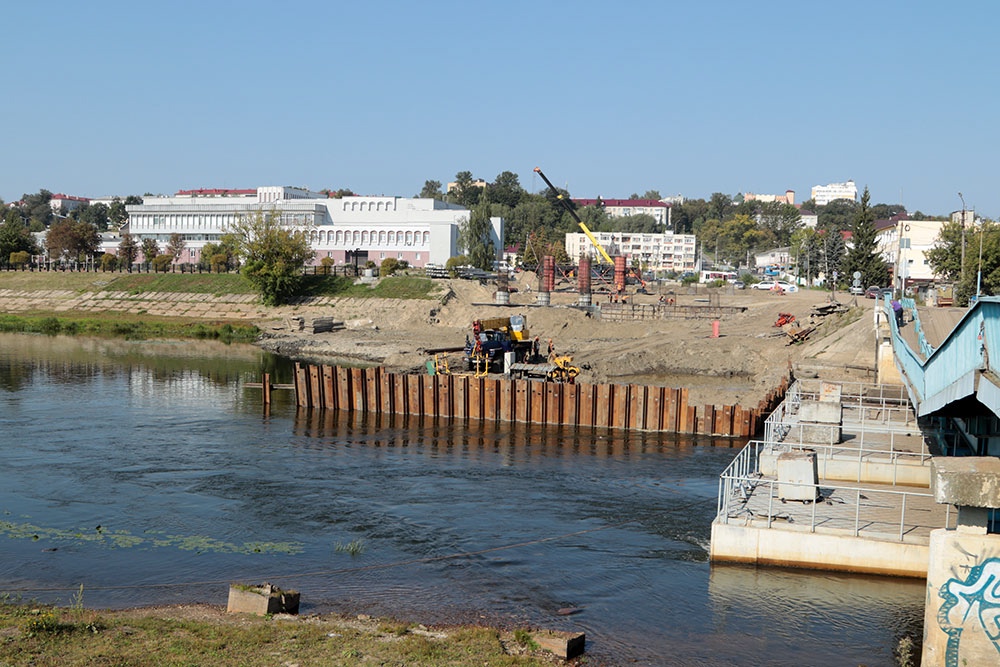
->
[710,520,928,577]
[922,529,1000,666]
[759,450,930,487]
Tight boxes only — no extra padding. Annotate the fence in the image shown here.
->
[290,363,789,437]
[598,302,747,321]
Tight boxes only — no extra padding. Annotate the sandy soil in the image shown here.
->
[255,275,881,406]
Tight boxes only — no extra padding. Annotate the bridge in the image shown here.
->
[887,295,1000,456]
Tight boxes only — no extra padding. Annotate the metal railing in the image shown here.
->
[716,441,952,542]
[756,438,931,485]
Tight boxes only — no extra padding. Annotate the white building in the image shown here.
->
[743,190,795,205]
[572,198,672,229]
[564,231,697,272]
[876,217,949,291]
[123,186,498,267]
[811,180,858,207]
[50,193,90,213]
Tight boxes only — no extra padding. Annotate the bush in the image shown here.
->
[380,257,401,276]
[320,256,334,275]
[445,255,469,277]
[151,255,174,272]
[9,251,30,268]
[100,254,118,272]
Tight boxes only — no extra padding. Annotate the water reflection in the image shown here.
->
[0,333,924,666]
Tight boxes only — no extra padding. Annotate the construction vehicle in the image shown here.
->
[533,166,648,294]
[464,314,534,375]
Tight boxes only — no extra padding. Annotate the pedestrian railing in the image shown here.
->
[716,441,952,542]
[757,438,931,485]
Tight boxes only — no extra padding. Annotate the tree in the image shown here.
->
[73,203,110,231]
[449,171,483,208]
[45,220,100,263]
[117,232,138,268]
[225,208,315,306]
[418,180,443,200]
[817,199,858,232]
[100,253,118,271]
[486,171,524,208]
[21,190,54,227]
[166,233,186,262]
[0,212,38,265]
[707,193,735,223]
[140,238,160,264]
[151,254,174,272]
[757,202,802,246]
[456,200,496,271]
[840,187,890,289]
[108,197,129,228]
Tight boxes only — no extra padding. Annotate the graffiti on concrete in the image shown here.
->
[938,557,1000,666]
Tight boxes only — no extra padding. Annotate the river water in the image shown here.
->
[0,333,923,665]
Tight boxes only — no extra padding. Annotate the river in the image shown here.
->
[0,333,923,665]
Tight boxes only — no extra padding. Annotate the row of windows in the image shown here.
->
[341,201,396,212]
[309,229,429,246]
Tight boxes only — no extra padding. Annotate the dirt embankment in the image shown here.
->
[255,276,881,407]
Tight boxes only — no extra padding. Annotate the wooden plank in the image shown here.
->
[422,375,437,417]
[393,372,407,415]
[677,388,690,432]
[308,365,322,408]
[499,379,513,423]
[649,387,663,431]
[351,368,366,412]
[364,368,378,412]
[578,383,594,427]
[294,362,309,407]
[664,388,677,432]
[740,406,752,438]
[468,377,482,421]
[336,367,351,412]
[321,366,335,410]
[530,381,546,424]
[595,384,612,428]
[631,384,646,430]
[454,375,468,420]
[722,405,733,437]
[685,406,697,434]
[439,374,453,418]
[408,374,423,417]
[484,378,499,422]
[546,383,562,425]
[612,384,629,430]
[380,370,392,413]
[564,383,579,427]
[515,379,530,423]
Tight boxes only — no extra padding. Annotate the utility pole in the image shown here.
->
[959,192,967,287]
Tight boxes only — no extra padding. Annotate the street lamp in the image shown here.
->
[959,192,967,287]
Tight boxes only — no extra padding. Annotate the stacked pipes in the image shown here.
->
[537,255,555,306]
[578,256,592,306]
[614,256,627,295]
[495,268,510,305]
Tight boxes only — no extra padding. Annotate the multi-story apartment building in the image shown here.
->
[743,190,796,205]
[564,231,697,272]
[811,180,858,207]
[875,215,947,292]
[572,198,672,229]
[123,186,498,267]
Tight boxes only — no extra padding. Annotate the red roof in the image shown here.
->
[50,193,90,202]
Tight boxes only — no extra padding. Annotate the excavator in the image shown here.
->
[533,166,647,294]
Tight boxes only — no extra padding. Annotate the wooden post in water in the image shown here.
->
[262,373,272,406]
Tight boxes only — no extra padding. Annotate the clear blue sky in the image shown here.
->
[3,1,997,218]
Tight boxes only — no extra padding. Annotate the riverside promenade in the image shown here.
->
[710,378,955,577]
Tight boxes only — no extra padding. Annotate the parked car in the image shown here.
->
[753,280,798,293]
[733,280,746,289]
[849,285,865,295]
[864,285,885,299]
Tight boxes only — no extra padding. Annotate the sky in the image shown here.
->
[3,1,998,218]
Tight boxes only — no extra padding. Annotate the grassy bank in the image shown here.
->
[0,271,439,300]
[0,602,568,666]
[0,314,259,343]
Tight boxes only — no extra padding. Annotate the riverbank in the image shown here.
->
[0,271,881,406]
[0,601,577,666]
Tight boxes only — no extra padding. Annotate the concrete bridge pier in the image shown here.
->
[922,457,1000,666]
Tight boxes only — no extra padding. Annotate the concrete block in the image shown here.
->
[777,451,819,501]
[532,629,586,659]
[800,423,841,445]
[227,583,300,616]
[818,382,842,403]
[798,400,842,424]
[931,456,1000,508]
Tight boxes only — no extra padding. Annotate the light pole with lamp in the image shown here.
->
[959,192,967,289]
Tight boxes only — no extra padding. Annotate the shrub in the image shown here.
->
[320,256,335,275]
[151,254,174,273]
[380,257,401,276]
[9,251,31,268]
[100,254,118,272]
[445,255,469,277]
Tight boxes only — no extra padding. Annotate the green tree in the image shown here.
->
[45,220,100,262]
[73,202,110,231]
[140,238,160,264]
[790,227,823,285]
[817,199,858,232]
[486,171,524,208]
[380,257,401,276]
[0,212,38,265]
[707,192,735,223]
[757,201,802,246]
[100,253,118,271]
[9,251,30,268]
[457,200,496,271]
[21,190,54,227]
[226,209,315,305]
[108,197,128,228]
[166,233,186,262]
[840,187,890,289]
[449,171,483,209]
[418,180,443,200]
[151,254,174,272]
[117,232,138,268]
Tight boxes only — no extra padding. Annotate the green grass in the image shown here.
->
[0,602,568,666]
[0,314,259,343]
[0,270,439,301]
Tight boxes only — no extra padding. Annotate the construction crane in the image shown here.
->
[533,167,614,265]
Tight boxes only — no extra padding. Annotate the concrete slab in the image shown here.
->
[932,457,1000,507]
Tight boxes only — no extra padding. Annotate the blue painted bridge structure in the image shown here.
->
[890,296,1000,454]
